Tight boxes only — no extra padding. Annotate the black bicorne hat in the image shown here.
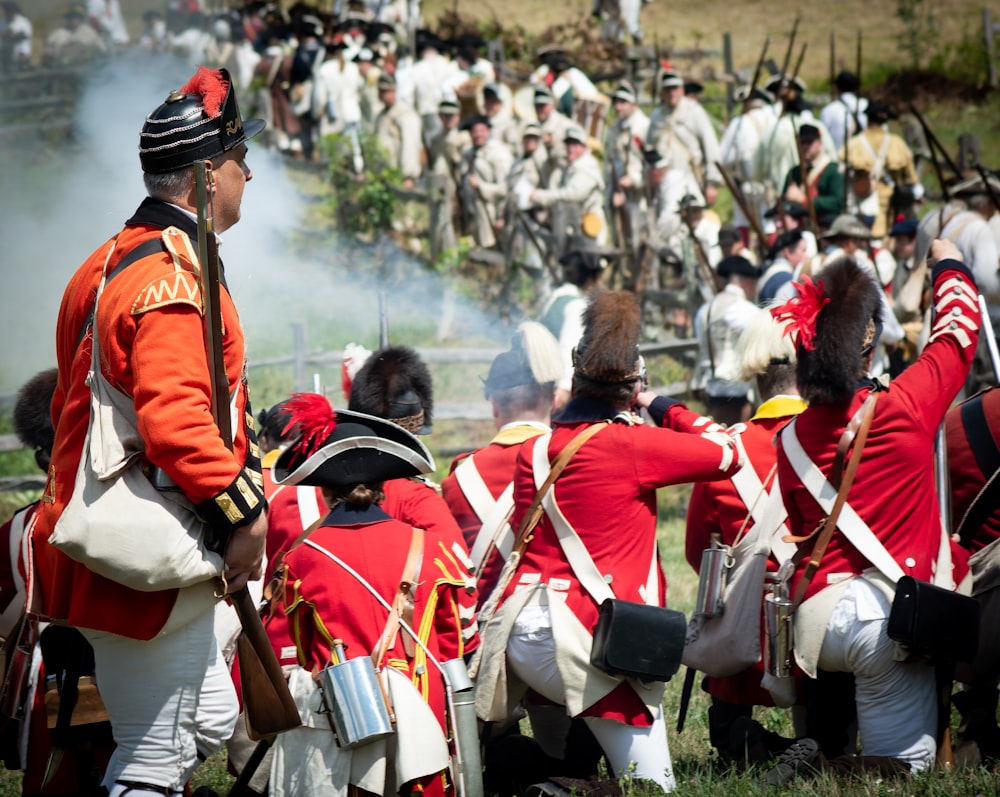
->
[139,67,265,174]
[274,397,434,487]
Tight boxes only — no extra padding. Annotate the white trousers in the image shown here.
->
[817,578,937,771]
[506,606,675,791]
[82,608,238,793]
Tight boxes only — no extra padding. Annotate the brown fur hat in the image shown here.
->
[347,346,434,434]
[573,290,643,384]
[13,368,58,453]
[797,257,883,406]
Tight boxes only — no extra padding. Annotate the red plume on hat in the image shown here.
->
[792,256,883,406]
[178,66,229,118]
[281,393,338,458]
[770,275,829,352]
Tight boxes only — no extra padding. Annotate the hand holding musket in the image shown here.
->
[195,162,300,740]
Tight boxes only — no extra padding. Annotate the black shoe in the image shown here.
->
[764,737,821,786]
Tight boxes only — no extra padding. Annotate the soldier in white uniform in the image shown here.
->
[373,72,423,187]
[719,83,778,243]
[820,70,868,152]
[755,78,837,203]
[646,68,723,208]
[531,123,608,255]
[428,98,471,252]
[533,84,574,183]
[484,82,522,158]
[460,116,515,250]
[604,80,650,257]
[506,123,552,279]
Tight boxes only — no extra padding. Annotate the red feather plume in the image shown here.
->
[281,393,337,458]
[770,276,829,351]
[178,66,228,119]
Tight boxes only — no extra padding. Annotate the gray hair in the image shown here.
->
[143,166,195,202]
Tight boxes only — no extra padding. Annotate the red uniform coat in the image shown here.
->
[383,477,479,655]
[686,396,808,706]
[441,423,550,546]
[777,258,978,604]
[282,503,475,791]
[946,386,1000,552]
[31,199,266,640]
[500,397,742,721]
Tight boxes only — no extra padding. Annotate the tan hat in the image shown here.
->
[660,70,684,89]
[377,73,396,91]
[522,122,542,138]
[820,214,872,240]
[564,123,587,144]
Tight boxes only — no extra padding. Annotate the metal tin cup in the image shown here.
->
[441,657,475,692]
[763,593,794,678]
[319,657,394,749]
[694,545,729,617]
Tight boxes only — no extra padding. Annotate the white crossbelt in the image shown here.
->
[781,417,956,585]
[454,456,516,571]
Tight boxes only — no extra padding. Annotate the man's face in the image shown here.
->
[799,137,822,162]
[439,111,458,130]
[894,234,916,261]
[785,238,808,267]
[535,102,552,122]
[484,96,501,117]
[470,122,490,148]
[523,135,540,154]
[662,84,684,109]
[211,144,252,233]
[566,140,586,161]
[379,87,396,107]
[613,98,635,120]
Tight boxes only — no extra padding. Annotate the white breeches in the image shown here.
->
[83,609,238,793]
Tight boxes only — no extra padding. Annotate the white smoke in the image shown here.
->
[0,51,509,399]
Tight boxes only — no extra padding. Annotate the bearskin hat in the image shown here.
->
[14,368,58,472]
[347,346,433,434]
[792,257,883,406]
[573,291,643,384]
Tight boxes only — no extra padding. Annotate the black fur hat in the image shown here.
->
[796,257,883,406]
[347,346,433,434]
[14,368,58,472]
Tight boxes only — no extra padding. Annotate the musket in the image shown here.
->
[744,36,771,115]
[514,206,561,284]
[682,211,721,297]
[909,103,963,188]
[608,137,640,289]
[194,162,301,740]
[829,32,835,95]
[775,15,800,101]
[790,41,808,90]
[789,117,818,235]
[716,160,768,261]
[855,29,863,90]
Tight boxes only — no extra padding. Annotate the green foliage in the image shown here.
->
[927,26,990,86]
[321,131,404,236]
[895,0,938,71]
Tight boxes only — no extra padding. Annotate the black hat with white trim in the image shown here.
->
[274,398,434,487]
[139,67,265,174]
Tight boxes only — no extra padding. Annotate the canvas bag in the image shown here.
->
[681,466,785,678]
[48,243,224,592]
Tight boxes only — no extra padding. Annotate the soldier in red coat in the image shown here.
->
[475,291,744,792]
[265,396,477,797]
[685,308,805,765]
[347,345,479,656]
[768,240,978,782]
[31,67,267,797]
[946,384,1000,759]
[441,322,563,604]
